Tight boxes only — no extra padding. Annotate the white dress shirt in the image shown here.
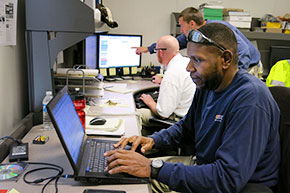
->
[156,53,196,118]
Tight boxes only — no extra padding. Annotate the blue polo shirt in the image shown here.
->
[148,20,261,70]
[150,70,280,193]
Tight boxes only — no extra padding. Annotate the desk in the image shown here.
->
[1,79,158,193]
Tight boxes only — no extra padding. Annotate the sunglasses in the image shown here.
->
[154,48,167,52]
[187,30,226,51]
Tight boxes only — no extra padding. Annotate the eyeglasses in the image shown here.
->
[187,30,226,51]
[154,48,167,52]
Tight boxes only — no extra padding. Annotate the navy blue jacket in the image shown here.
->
[150,70,280,193]
[148,20,261,70]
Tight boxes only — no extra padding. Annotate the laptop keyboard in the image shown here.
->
[86,139,116,173]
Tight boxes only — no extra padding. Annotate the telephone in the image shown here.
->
[96,4,118,28]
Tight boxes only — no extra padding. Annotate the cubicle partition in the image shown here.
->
[25,0,95,124]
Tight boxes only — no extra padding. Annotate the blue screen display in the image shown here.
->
[51,92,84,165]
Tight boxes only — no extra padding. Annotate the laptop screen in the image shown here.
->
[49,88,84,165]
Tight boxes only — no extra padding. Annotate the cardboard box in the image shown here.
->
[265,28,282,33]
[261,21,281,28]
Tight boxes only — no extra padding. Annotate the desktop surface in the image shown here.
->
[1,79,158,193]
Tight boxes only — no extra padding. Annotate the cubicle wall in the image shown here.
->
[25,0,95,124]
[242,31,290,77]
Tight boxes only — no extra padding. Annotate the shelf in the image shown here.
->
[54,75,104,98]
[241,31,290,41]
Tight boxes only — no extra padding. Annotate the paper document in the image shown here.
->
[0,0,18,46]
[104,83,133,94]
[85,117,125,136]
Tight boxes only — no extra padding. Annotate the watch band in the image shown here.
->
[150,159,164,179]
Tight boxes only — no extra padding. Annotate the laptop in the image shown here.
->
[47,86,148,184]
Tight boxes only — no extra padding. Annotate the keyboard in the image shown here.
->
[87,139,115,173]
[134,90,159,109]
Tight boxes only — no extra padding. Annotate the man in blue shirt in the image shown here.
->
[135,7,260,71]
[105,23,280,193]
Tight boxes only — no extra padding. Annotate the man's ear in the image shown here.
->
[221,50,233,69]
[189,20,198,29]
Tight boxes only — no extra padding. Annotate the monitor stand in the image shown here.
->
[121,76,133,80]
[114,77,124,81]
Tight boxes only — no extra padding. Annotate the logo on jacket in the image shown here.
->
[215,114,223,122]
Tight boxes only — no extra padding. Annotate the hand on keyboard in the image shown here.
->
[123,143,143,154]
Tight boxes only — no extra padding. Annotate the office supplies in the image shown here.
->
[83,189,126,193]
[0,163,27,181]
[109,68,117,76]
[47,86,148,184]
[99,68,108,77]
[131,67,138,75]
[33,136,49,144]
[123,67,130,75]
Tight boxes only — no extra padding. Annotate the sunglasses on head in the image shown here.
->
[187,30,226,51]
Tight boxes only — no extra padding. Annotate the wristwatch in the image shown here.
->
[150,159,164,179]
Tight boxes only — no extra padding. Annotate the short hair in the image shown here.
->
[198,23,238,64]
[180,7,204,26]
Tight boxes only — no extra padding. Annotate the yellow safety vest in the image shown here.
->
[266,60,290,87]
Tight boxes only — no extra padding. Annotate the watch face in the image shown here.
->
[152,159,163,168]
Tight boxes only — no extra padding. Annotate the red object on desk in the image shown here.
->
[0,190,8,193]
[71,88,86,130]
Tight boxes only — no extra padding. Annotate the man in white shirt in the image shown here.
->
[137,35,196,131]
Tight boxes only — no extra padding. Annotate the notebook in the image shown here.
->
[46,86,148,184]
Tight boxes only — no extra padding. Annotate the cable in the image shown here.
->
[21,161,73,193]
[0,136,22,144]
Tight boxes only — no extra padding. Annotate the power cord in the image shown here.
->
[21,161,73,193]
[0,136,22,145]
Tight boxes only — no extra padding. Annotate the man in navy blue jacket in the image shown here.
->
[135,7,260,71]
[105,23,280,193]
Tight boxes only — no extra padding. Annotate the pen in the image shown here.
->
[104,86,113,89]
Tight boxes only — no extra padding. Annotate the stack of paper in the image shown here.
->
[200,3,224,21]
[223,10,252,29]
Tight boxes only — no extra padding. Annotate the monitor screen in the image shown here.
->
[85,35,97,69]
[97,34,142,69]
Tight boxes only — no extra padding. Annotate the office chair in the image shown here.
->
[269,86,290,193]
[149,115,176,127]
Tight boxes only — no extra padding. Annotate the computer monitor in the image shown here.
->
[97,34,142,70]
[270,46,290,68]
[85,35,97,69]
[84,33,142,77]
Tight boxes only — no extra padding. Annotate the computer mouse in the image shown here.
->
[89,116,107,125]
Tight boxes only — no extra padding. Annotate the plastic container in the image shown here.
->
[71,88,86,129]
[42,91,54,130]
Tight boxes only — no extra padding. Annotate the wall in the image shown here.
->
[0,0,289,137]
[103,0,290,66]
[0,0,29,137]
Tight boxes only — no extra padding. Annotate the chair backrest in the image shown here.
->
[269,86,290,193]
